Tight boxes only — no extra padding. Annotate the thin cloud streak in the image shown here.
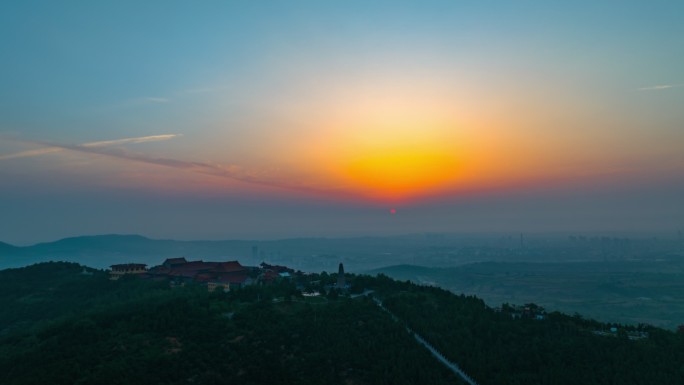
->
[637,83,684,91]
[0,134,180,161]
[1,135,351,198]
[125,85,222,107]
[82,134,181,147]
[0,147,63,160]
[48,141,350,197]
[143,97,171,103]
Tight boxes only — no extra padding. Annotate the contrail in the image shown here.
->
[1,133,355,197]
[637,83,684,91]
[0,147,64,160]
[50,142,343,194]
[1,135,351,196]
[82,134,180,147]
[0,134,180,161]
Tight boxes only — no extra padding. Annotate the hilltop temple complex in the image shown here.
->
[109,257,303,292]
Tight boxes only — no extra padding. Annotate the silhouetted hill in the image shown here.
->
[1,262,682,385]
[0,241,19,253]
[371,260,684,329]
[0,233,474,270]
[28,234,179,256]
[31,234,158,249]
[0,242,24,267]
[0,263,463,385]
[34,234,150,248]
[368,264,435,276]
[0,234,256,269]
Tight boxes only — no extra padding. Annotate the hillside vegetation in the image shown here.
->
[0,262,682,384]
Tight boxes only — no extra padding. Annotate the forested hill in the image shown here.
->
[1,263,683,385]
[0,241,18,252]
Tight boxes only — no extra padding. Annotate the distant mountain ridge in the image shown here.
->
[0,241,19,253]
[4,234,684,329]
[0,234,255,269]
[2,232,489,270]
[0,233,439,270]
[29,234,151,252]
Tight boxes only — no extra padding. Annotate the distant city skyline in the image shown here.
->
[1,1,683,244]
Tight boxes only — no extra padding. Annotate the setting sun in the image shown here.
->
[345,146,460,200]
[296,82,472,201]
[1,3,683,381]
[1,1,681,241]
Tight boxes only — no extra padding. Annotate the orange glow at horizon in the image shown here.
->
[291,81,483,202]
[343,146,461,200]
[226,73,606,203]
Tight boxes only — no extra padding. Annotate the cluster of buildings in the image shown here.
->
[495,304,547,320]
[592,328,649,340]
[110,258,301,292]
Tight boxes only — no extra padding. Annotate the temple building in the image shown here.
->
[148,258,253,290]
[109,263,147,280]
[337,263,346,289]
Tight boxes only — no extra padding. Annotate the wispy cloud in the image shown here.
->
[44,140,341,195]
[637,83,684,91]
[0,147,63,161]
[0,134,180,161]
[177,86,219,95]
[116,96,173,108]
[82,134,181,147]
[1,134,347,196]
[143,97,171,103]
[124,85,225,107]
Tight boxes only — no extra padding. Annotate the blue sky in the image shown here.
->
[1,1,683,244]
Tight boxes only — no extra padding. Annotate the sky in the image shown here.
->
[1,1,683,245]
